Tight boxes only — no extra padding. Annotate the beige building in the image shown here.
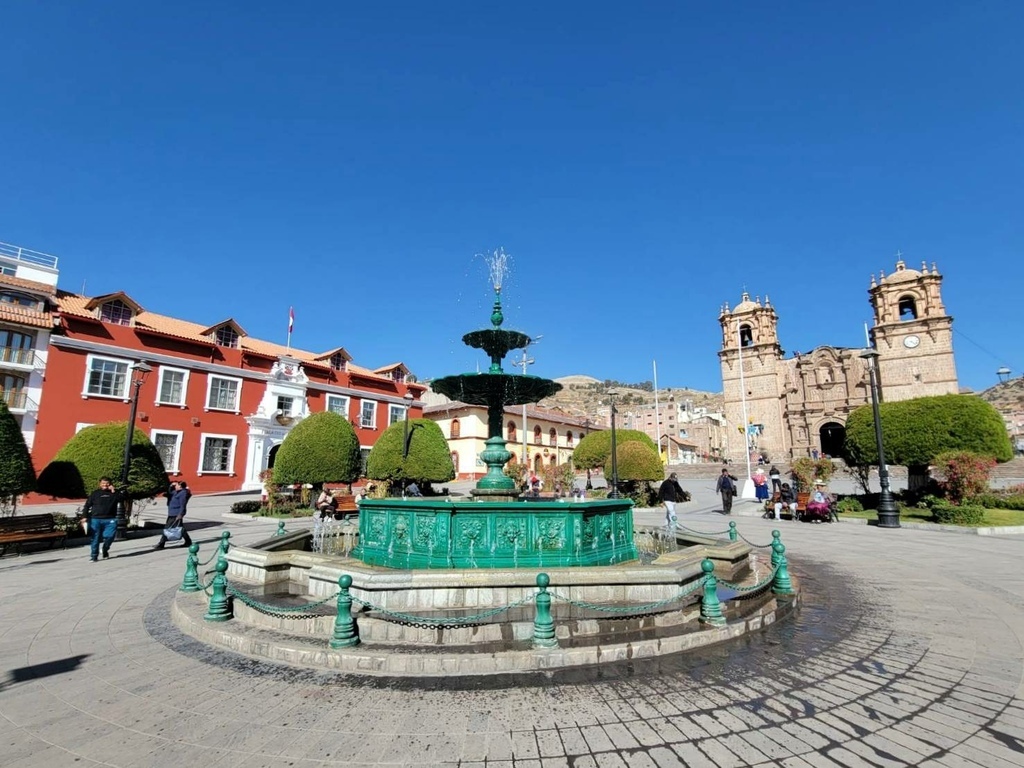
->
[719,259,959,463]
[621,400,726,463]
[423,400,597,480]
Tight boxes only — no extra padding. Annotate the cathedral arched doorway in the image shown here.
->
[819,422,845,459]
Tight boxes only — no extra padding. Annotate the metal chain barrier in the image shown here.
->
[227,585,340,620]
[673,523,733,537]
[351,595,536,630]
[547,575,709,617]
[717,564,780,593]
[736,531,776,548]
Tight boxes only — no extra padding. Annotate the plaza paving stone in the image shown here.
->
[1,492,1023,767]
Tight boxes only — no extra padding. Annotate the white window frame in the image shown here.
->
[82,353,132,400]
[388,404,405,426]
[197,432,236,476]
[205,374,242,413]
[326,394,349,418]
[75,422,96,434]
[276,394,295,416]
[359,399,377,429]
[155,365,190,408]
[151,429,184,474]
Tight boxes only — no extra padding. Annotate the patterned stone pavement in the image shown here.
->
[1,496,1023,767]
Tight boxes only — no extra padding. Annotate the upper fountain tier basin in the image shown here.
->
[462,328,531,360]
[431,372,562,408]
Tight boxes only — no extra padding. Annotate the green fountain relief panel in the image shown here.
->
[353,498,638,569]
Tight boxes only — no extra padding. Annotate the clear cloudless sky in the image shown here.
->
[1,2,1021,393]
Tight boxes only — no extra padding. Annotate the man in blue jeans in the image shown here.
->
[83,476,122,561]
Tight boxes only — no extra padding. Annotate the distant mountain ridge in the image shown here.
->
[537,374,723,417]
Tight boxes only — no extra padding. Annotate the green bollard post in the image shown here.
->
[275,521,287,537]
[180,543,201,592]
[329,575,360,648]
[699,558,726,626]
[217,531,231,558]
[203,555,233,622]
[772,540,795,596]
[770,530,782,566]
[728,521,738,542]
[532,573,558,648]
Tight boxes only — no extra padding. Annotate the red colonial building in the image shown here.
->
[32,290,425,496]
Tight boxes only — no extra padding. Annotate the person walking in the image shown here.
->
[658,472,686,528]
[154,481,193,549]
[716,468,738,515]
[83,476,122,561]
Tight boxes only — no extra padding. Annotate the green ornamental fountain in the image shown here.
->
[355,251,638,569]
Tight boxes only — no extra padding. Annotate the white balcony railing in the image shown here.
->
[0,241,59,269]
[0,389,37,411]
[0,347,37,367]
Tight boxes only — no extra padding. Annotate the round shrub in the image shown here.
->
[37,421,167,500]
[273,412,362,486]
[366,418,455,487]
[230,500,264,515]
[0,400,35,503]
[574,429,657,470]
[835,496,864,515]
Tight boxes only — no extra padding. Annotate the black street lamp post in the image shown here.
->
[859,350,899,528]
[116,361,153,540]
[401,392,415,495]
[608,390,621,499]
[584,418,592,490]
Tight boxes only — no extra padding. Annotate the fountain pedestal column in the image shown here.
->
[471,436,517,501]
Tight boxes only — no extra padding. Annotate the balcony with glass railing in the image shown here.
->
[0,388,36,412]
[0,347,38,369]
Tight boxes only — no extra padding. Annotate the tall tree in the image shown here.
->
[273,412,362,487]
[0,401,36,514]
[37,422,167,501]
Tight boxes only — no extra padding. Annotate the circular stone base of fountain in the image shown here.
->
[170,530,799,678]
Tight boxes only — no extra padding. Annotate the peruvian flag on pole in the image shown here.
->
[288,306,295,334]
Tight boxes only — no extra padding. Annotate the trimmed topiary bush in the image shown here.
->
[844,394,1012,489]
[573,429,658,470]
[37,422,167,501]
[0,400,35,513]
[273,412,362,487]
[366,418,455,489]
[603,440,663,503]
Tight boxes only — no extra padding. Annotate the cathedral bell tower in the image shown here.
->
[718,293,786,464]
[869,259,958,402]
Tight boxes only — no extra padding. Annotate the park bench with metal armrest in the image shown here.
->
[0,514,68,556]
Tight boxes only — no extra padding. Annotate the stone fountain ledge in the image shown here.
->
[170,586,798,678]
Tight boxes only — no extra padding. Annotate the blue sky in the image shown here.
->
[2,2,1021,393]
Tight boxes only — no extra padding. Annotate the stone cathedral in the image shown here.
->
[718,259,959,463]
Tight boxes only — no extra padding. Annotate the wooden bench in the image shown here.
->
[763,492,808,520]
[323,495,359,520]
[0,514,68,556]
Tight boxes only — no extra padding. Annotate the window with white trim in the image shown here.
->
[200,434,235,473]
[389,404,405,425]
[152,430,183,473]
[206,375,241,411]
[359,399,377,428]
[156,366,189,406]
[359,447,371,475]
[277,395,295,415]
[84,354,131,398]
[326,394,349,418]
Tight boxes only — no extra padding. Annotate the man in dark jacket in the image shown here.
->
[83,476,122,561]
[154,481,193,549]
[658,473,686,528]
[715,468,738,515]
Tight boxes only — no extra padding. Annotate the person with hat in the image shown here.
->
[658,472,687,528]
[805,479,833,522]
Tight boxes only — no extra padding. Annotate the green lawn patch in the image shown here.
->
[841,507,1024,527]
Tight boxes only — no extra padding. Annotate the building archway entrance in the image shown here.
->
[819,422,845,458]
[267,444,281,469]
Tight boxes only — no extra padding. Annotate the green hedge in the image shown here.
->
[835,496,864,514]
[930,500,985,525]
[230,500,263,515]
[968,493,1024,511]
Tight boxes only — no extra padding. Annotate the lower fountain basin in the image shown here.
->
[355,497,638,569]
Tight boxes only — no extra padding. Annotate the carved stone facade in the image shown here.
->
[718,260,959,462]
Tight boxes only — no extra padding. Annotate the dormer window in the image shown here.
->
[100,299,133,326]
[330,353,346,371]
[392,370,405,383]
[0,291,41,310]
[216,325,239,348]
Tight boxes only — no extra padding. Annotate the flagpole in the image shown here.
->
[653,360,662,463]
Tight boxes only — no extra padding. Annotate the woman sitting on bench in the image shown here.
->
[805,481,833,522]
